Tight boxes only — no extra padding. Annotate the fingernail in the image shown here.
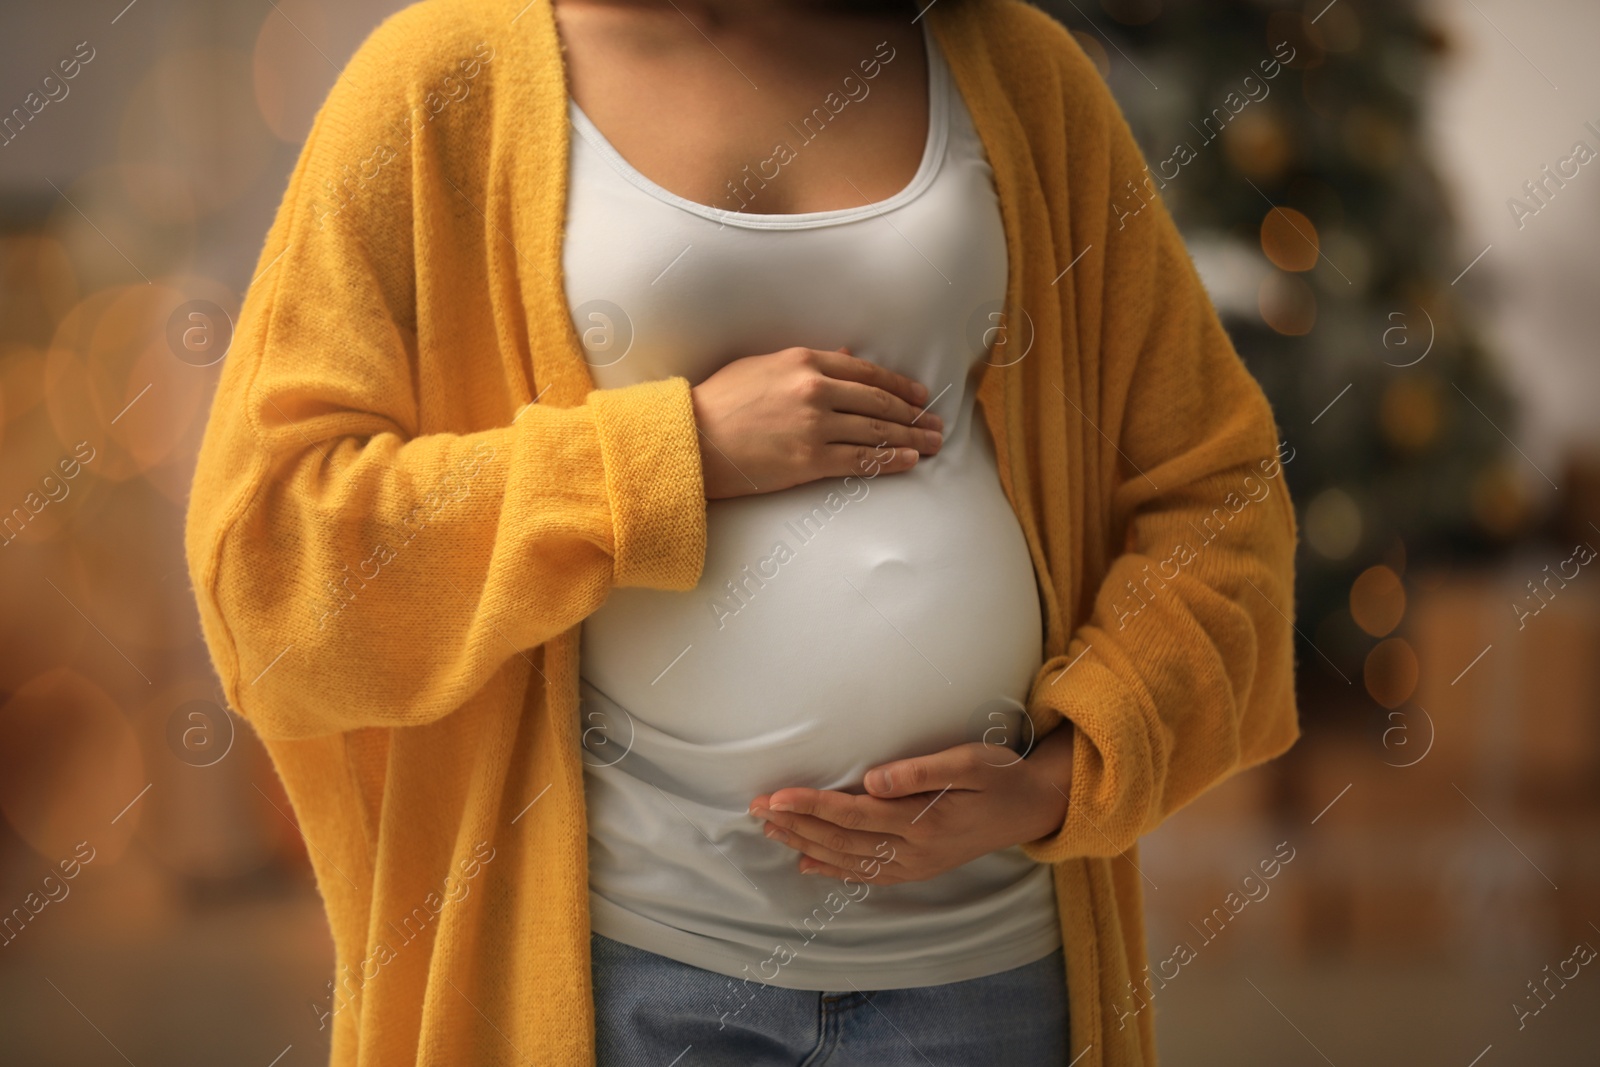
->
[769,801,794,812]
[800,864,819,875]
[913,383,929,402]
[867,770,891,792]
[749,804,768,817]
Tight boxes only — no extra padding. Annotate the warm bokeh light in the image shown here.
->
[1260,206,1320,272]
[1070,31,1112,80]
[1222,109,1293,182]
[90,283,212,474]
[0,343,47,421]
[1379,373,1443,451]
[1,234,79,341]
[254,0,338,145]
[1258,269,1317,334]
[1350,564,1407,637]
[44,288,132,482]
[0,668,145,864]
[0,543,94,692]
[1470,460,1531,540]
[1364,636,1419,708]
[1308,2,1362,53]
[1304,485,1363,560]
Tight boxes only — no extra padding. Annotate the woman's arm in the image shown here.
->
[1010,2,1301,863]
[184,16,708,742]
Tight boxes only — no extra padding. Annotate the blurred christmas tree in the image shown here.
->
[1039,0,1525,705]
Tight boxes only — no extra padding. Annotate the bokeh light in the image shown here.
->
[1470,460,1531,540]
[253,0,338,145]
[1070,31,1112,80]
[1222,108,1294,183]
[0,669,144,864]
[1363,636,1419,708]
[1259,269,1318,334]
[1261,206,1320,272]
[0,234,79,344]
[1350,564,1407,637]
[0,343,48,422]
[1308,3,1362,53]
[1380,373,1443,451]
[0,544,95,693]
[1305,485,1363,559]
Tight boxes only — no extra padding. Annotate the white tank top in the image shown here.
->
[565,20,1060,991]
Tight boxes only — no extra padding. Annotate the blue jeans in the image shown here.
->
[589,931,1070,1066]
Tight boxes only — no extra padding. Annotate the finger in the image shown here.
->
[808,348,930,410]
[765,787,907,838]
[762,811,902,863]
[821,410,943,454]
[823,376,944,432]
[864,742,993,797]
[764,821,883,872]
[818,441,920,480]
[798,858,846,879]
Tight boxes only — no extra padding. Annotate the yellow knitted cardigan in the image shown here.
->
[185,0,1301,1063]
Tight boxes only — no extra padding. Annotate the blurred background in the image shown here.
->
[0,0,1595,1064]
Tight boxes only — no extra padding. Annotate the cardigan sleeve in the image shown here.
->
[183,19,708,742]
[1017,14,1301,863]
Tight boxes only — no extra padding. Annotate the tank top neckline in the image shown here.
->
[566,20,950,231]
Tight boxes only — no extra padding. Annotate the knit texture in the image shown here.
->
[184,1,1301,1064]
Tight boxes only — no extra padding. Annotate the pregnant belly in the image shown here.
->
[578,426,1044,809]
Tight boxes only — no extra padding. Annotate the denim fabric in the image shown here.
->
[590,931,1070,1066]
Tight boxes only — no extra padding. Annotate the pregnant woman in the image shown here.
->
[564,1,1072,1060]
[185,0,1302,1064]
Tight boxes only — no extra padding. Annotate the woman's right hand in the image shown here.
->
[689,346,944,501]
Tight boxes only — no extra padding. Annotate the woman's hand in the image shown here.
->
[690,346,943,500]
[747,725,1075,885]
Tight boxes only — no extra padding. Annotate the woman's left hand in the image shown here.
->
[748,726,1074,885]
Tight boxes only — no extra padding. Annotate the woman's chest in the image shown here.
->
[561,92,1005,403]
[564,204,1006,398]
[553,8,928,215]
